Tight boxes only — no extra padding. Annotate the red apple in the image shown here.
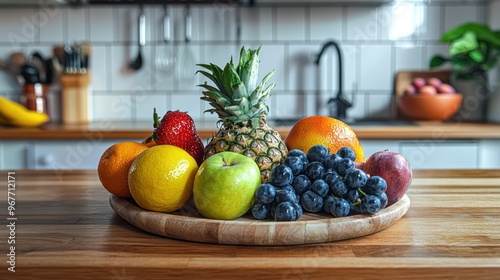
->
[427,77,442,88]
[437,83,456,94]
[404,85,416,96]
[412,77,426,90]
[419,85,437,95]
[355,150,413,206]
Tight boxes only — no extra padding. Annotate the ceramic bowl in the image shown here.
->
[397,94,463,120]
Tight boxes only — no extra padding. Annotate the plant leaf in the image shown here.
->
[429,55,448,68]
[450,31,479,56]
[441,22,500,46]
[469,49,484,63]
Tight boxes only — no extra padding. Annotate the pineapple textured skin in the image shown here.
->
[204,117,287,182]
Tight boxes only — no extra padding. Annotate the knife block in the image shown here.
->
[60,72,90,124]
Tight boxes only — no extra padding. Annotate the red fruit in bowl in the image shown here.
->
[437,83,456,94]
[355,150,413,206]
[412,77,426,90]
[419,85,437,95]
[427,77,442,88]
[404,85,416,96]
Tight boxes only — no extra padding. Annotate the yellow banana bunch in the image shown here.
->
[0,96,49,127]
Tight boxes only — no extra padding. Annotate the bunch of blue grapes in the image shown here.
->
[251,144,388,221]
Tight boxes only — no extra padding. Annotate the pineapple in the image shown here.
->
[197,46,288,182]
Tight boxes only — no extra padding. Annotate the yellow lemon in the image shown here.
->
[128,145,198,213]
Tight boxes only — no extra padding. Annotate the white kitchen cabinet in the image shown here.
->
[0,141,33,170]
[360,140,487,170]
[400,140,479,169]
[31,140,136,170]
[479,140,500,169]
[359,140,400,157]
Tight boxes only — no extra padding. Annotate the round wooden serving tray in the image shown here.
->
[110,194,410,245]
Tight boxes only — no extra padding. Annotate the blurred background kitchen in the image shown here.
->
[0,0,498,123]
[1,0,500,171]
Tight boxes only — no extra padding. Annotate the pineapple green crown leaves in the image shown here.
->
[196,46,276,127]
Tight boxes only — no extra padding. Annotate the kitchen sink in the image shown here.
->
[270,118,417,127]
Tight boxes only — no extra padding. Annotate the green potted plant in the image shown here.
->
[430,22,500,79]
[429,22,500,121]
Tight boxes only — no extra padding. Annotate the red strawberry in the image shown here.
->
[146,109,204,166]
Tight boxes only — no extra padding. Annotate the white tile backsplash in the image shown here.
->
[276,8,306,41]
[309,7,343,41]
[287,44,317,91]
[91,45,109,91]
[359,44,392,91]
[93,93,133,121]
[0,8,37,46]
[133,92,168,121]
[366,93,394,119]
[0,1,494,122]
[444,5,482,32]
[65,7,87,42]
[39,8,64,43]
[202,5,236,42]
[170,92,202,120]
[346,7,378,42]
[240,7,273,42]
[415,5,442,41]
[88,7,115,43]
[258,44,286,91]
[395,42,424,71]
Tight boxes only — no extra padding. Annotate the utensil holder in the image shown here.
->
[60,72,90,124]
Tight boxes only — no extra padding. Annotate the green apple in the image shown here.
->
[193,151,261,220]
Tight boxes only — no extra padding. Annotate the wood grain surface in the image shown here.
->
[109,195,410,245]
[1,169,499,279]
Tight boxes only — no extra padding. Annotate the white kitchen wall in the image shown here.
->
[0,1,488,123]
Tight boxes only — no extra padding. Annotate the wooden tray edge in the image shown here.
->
[110,195,410,246]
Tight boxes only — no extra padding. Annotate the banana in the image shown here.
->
[0,113,13,126]
[0,96,49,127]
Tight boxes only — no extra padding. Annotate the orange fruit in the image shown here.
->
[285,116,365,162]
[97,142,148,198]
[128,145,198,213]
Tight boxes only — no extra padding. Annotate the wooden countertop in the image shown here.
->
[1,120,500,140]
[3,169,500,279]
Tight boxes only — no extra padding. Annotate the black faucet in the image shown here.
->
[315,40,352,119]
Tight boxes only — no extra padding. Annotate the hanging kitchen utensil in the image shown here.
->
[31,52,47,83]
[178,4,195,81]
[0,59,25,86]
[21,63,39,84]
[155,4,176,75]
[45,57,54,84]
[9,51,26,73]
[130,6,146,71]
